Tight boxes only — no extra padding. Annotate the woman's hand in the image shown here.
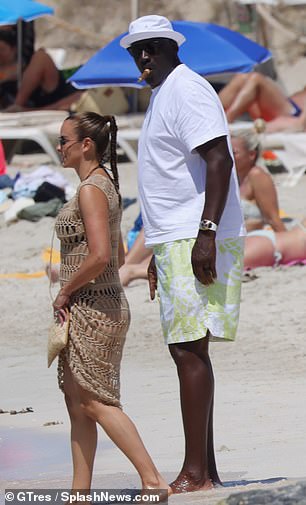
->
[53,289,70,324]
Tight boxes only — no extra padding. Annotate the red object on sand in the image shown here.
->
[262,150,278,160]
[0,140,6,175]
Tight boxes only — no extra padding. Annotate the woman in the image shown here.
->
[244,219,306,269]
[0,28,80,110]
[52,112,170,500]
[219,72,306,128]
[231,131,286,232]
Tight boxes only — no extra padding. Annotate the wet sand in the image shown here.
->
[1,154,306,503]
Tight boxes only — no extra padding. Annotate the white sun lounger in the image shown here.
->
[0,126,60,164]
[0,112,141,164]
[0,111,68,164]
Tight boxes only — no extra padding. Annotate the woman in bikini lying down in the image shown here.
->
[244,219,306,269]
[219,72,306,133]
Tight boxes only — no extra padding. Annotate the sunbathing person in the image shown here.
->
[0,29,81,111]
[219,72,306,133]
[244,219,306,269]
[231,131,286,232]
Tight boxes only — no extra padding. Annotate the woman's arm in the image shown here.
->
[250,166,286,232]
[53,184,111,310]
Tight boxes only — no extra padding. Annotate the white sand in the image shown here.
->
[0,154,306,504]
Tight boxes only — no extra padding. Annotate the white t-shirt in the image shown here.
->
[138,64,245,247]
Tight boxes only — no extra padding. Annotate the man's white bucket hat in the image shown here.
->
[120,15,186,49]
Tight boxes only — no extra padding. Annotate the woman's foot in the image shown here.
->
[142,475,172,501]
[170,472,214,494]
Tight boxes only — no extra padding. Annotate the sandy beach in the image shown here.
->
[1,152,306,504]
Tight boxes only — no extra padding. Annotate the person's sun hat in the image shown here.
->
[120,15,186,49]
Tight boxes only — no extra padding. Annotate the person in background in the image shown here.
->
[219,72,306,133]
[244,218,306,268]
[52,111,170,501]
[0,28,81,111]
[231,131,286,232]
[122,15,245,493]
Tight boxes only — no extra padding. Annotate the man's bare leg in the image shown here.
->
[169,333,220,493]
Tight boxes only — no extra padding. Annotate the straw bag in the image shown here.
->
[47,308,70,368]
[47,228,70,367]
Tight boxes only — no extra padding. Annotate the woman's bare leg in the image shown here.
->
[126,228,152,264]
[14,49,59,107]
[120,228,153,286]
[220,73,293,123]
[63,363,97,495]
[219,73,250,110]
[119,256,151,286]
[76,386,170,493]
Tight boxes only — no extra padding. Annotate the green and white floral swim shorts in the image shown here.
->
[153,237,244,344]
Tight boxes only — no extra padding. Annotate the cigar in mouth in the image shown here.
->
[138,69,151,82]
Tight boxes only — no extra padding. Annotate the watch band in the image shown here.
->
[199,219,218,232]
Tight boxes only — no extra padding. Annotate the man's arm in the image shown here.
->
[191,135,233,285]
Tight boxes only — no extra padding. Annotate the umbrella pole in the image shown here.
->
[131,0,139,20]
[17,18,23,89]
[130,0,140,112]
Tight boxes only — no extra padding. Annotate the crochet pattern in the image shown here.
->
[55,174,130,407]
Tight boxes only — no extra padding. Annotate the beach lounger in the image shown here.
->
[0,111,67,164]
[0,126,60,164]
[0,111,141,164]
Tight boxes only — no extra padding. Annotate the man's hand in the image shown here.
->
[191,232,217,285]
[147,255,157,300]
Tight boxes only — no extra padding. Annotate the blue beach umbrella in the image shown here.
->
[70,20,272,89]
[0,0,53,25]
[0,0,54,85]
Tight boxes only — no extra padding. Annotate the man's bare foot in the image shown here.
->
[170,472,214,494]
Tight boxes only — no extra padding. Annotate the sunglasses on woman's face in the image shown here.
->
[58,136,79,147]
[127,39,166,59]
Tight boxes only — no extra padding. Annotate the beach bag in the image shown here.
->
[47,308,70,368]
[71,87,129,115]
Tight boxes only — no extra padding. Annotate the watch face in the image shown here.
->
[199,220,217,231]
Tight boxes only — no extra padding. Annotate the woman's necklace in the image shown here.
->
[82,165,101,181]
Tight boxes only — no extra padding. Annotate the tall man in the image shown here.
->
[121,15,245,494]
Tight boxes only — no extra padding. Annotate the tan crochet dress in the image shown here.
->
[55,173,130,408]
